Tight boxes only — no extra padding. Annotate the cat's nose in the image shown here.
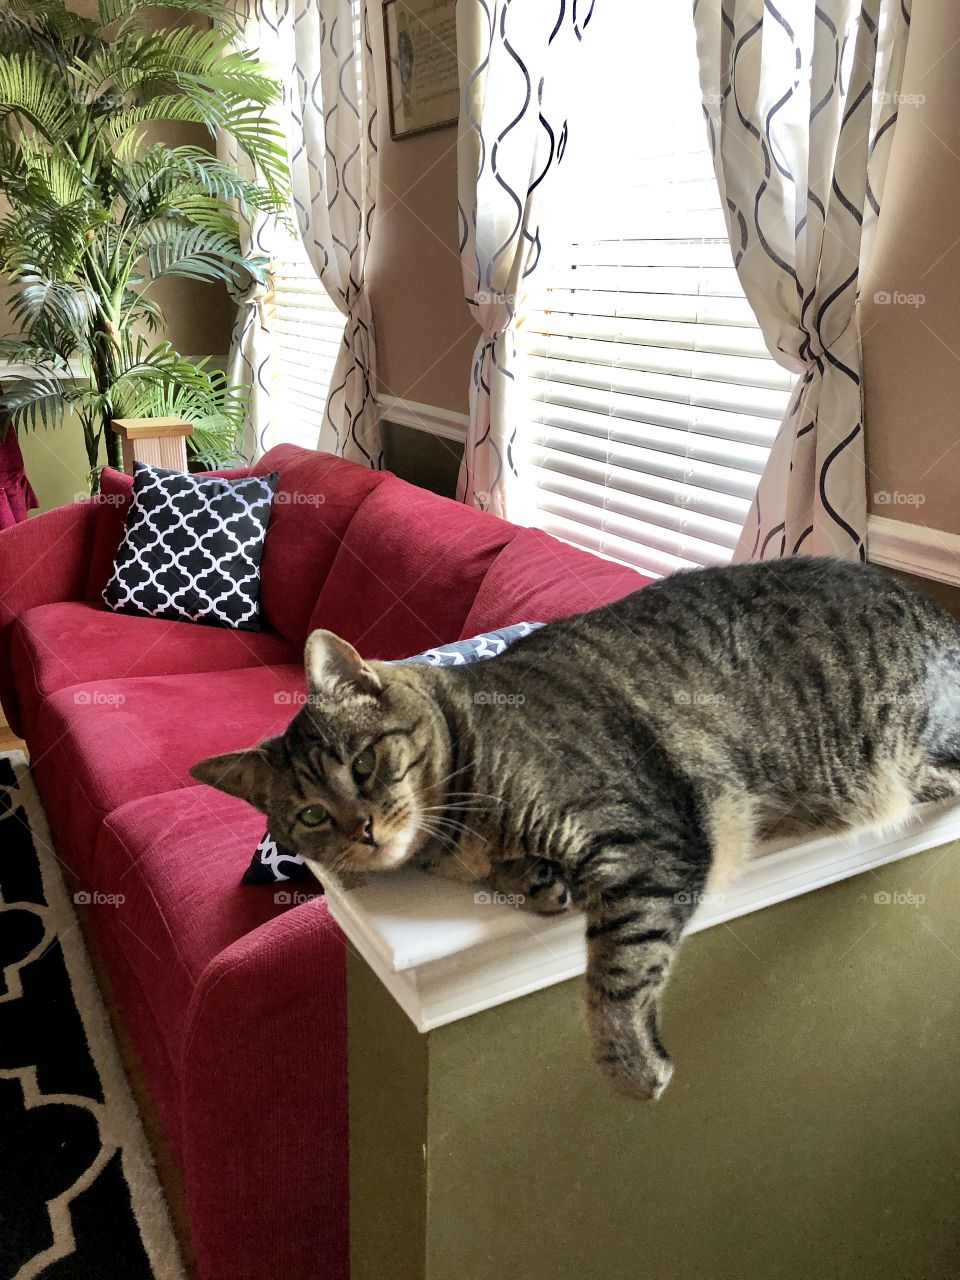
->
[348,816,375,845]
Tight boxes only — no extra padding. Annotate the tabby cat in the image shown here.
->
[192,558,960,1100]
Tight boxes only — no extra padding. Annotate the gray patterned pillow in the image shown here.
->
[242,621,544,885]
[103,462,277,631]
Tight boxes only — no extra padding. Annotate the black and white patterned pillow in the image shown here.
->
[103,462,278,631]
[242,621,544,884]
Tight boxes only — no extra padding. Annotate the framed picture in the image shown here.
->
[383,0,459,141]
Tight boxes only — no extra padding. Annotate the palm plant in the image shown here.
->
[0,0,289,484]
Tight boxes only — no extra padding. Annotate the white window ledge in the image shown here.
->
[323,798,960,1033]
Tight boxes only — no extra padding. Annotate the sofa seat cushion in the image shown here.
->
[12,601,298,737]
[31,663,305,853]
[90,787,300,1064]
[461,528,651,636]
[308,475,518,658]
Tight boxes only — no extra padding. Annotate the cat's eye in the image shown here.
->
[353,746,376,780]
[297,804,329,827]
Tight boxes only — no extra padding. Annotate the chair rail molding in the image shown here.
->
[376,396,468,442]
[867,515,960,587]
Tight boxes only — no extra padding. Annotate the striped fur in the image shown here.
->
[193,558,960,1100]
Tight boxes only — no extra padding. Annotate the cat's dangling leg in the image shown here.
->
[581,882,699,1101]
[575,791,759,1100]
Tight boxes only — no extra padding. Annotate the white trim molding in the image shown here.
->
[376,396,468,443]
[323,797,960,1034]
[867,515,960,587]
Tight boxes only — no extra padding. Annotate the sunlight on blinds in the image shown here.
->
[518,6,793,578]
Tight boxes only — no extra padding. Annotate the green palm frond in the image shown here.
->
[0,51,77,142]
[5,263,96,336]
[79,27,277,108]
[2,371,73,432]
[98,0,241,39]
[139,222,268,289]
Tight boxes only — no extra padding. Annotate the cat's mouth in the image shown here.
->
[340,818,419,873]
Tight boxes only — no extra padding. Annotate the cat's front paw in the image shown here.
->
[589,1004,674,1101]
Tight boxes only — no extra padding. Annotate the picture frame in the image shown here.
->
[383,0,459,141]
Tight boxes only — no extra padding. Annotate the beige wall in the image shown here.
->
[861,0,960,536]
[365,8,474,418]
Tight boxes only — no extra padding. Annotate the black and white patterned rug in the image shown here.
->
[0,752,185,1279]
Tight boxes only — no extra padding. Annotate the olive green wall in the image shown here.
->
[350,839,960,1280]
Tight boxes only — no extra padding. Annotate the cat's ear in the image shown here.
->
[305,629,382,701]
[190,738,282,811]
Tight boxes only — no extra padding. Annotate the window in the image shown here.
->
[263,227,346,453]
[518,7,793,579]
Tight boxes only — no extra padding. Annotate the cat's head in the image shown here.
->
[190,630,446,880]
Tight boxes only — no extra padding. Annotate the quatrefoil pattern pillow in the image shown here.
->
[103,462,278,631]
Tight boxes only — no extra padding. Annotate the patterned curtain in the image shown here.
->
[455,0,593,516]
[281,0,381,465]
[225,0,381,466]
[694,0,911,561]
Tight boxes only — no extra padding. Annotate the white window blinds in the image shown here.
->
[518,8,793,580]
[264,227,346,453]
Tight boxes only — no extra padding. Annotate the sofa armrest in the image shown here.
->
[0,499,102,733]
[180,902,349,1280]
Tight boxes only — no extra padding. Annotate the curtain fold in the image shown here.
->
[694,0,911,561]
[225,0,381,465]
[455,0,592,517]
[283,0,381,465]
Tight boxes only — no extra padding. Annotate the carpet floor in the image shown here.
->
[0,751,186,1279]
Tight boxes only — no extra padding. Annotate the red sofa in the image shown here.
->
[0,444,649,1279]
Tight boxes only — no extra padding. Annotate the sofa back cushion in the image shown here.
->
[85,467,133,599]
[252,445,385,647]
[461,527,650,636]
[308,475,518,657]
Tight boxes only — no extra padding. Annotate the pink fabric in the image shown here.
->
[0,418,38,529]
[252,444,386,646]
[3,443,660,1280]
[11,601,297,740]
[462,527,650,635]
[0,499,101,734]
[309,475,517,657]
[31,663,304,854]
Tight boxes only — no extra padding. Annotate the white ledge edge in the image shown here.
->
[323,798,960,1033]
